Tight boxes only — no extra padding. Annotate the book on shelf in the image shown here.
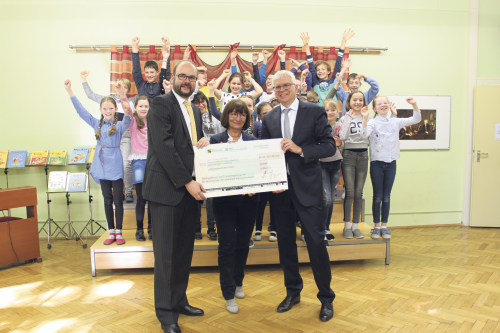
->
[48,171,68,192]
[69,148,89,165]
[0,151,9,169]
[88,147,96,164]
[47,171,88,192]
[29,151,49,166]
[7,150,28,168]
[67,173,88,192]
[48,151,66,166]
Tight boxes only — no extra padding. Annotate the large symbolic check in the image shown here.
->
[194,138,288,198]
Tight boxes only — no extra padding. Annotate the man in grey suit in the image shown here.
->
[143,60,209,333]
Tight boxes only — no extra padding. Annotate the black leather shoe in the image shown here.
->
[177,304,204,316]
[277,295,300,312]
[319,302,334,322]
[161,323,181,333]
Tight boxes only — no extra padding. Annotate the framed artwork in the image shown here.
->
[387,95,451,150]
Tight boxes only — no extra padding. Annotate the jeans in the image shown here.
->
[320,160,341,231]
[132,159,146,184]
[100,179,124,230]
[213,195,257,300]
[120,130,133,194]
[135,182,151,230]
[255,191,275,232]
[197,199,216,230]
[342,150,369,223]
[370,160,397,223]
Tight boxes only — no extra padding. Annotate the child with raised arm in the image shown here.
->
[131,36,171,99]
[360,96,421,239]
[301,29,355,106]
[64,79,131,245]
[320,98,343,242]
[338,91,371,239]
[115,82,152,242]
[80,71,137,202]
[333,49,379,116]
[230,49,261,94]
[213,69,263,110]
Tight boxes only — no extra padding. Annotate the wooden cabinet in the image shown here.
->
[0,186,41,266]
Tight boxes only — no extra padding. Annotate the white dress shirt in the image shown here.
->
[280,97,300,138]
[172,89,196,176]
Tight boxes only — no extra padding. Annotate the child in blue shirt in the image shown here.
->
[301,29,355,106]
[64,79,131,246]
[335,72,380,116]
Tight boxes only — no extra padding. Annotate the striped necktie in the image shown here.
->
[183,100,198,145]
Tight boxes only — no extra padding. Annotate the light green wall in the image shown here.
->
[477,0,500,78]
[0,0,472,235]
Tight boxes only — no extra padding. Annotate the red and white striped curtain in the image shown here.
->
[110,44,350,96]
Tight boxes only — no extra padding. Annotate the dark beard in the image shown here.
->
[174,82,194,98]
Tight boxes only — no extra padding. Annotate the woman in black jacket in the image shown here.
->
[209,99,258,315]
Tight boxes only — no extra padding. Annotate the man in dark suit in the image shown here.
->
[261,70,336,322]
[143,60,209,333]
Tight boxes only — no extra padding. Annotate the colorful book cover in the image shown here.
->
[48,171,68,192]
[30,151,48,166]
[0,151,8,168]
[67,173,87,192]
[88,147,96,164]
[7,150,27,168]
[48,151,66,166]
[69,148,89,164]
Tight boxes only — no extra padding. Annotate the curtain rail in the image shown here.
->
[69,44,387,53]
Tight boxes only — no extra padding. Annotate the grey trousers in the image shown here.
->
[342,149,369,223]
[120,129,133,195]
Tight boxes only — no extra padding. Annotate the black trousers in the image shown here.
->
[213,195,258,300]
[255,191,275,232]
[135,183,151,230]
[100,179,123,230]
[150,192,198,325]
[270,177,335,304]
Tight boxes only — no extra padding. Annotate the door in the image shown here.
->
[470,85,500,227]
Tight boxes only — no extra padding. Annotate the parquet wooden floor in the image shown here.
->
[1,226,500,332]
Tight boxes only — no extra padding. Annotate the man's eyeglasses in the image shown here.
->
[274,83,294,91]
[176,73,197,82]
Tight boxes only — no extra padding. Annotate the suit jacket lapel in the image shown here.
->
[169,91,192,144]
[292,101,306,142]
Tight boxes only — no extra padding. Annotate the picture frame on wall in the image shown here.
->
[387,95,451,150]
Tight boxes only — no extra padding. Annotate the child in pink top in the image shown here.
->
[116,82,151,242]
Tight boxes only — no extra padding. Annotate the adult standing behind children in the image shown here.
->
[261,70,336,322]
[143,60,209,333]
